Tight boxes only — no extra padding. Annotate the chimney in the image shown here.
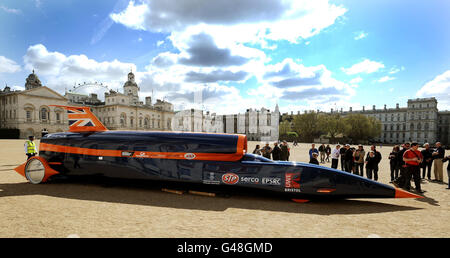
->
[384,104,387,110]
[396,103,399,109]
[340,108,343,113]
[350,107,352,112]
[331,108,334,113]
[145,96,152,106]
[373,105,376,110]
[363,106,365,111]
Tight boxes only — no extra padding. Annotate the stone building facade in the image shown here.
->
[172,105,280,142]
[282,97,449,145]
[67,71,174,132]
[0,70,175,138]
[0,72,69,138]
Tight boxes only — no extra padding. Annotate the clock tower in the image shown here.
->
[123,70,140,104]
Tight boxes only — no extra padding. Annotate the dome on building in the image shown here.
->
[25,70,42,90]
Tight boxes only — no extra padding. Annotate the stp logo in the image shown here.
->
[184,153,196,160]
[222,173,239,185]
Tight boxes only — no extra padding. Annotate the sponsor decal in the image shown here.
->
[135,152,149,158]
[285,172,301,192]
[184,153,196,160]
[261,177,281,185]
[222,173,239,185]
[240,176,260,184]
[121,151,134,157]
[202,172,220,185]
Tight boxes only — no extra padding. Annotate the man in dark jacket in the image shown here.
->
[319,144,326,163]
[365,151,378,180]
[421,143,433,180]
[442,155,450,189]
[309,152,320,165]
[366,145,382,180]
[393,142,410,187]
[344,144,353,172]
[339,145,347,171]
[432,142,445,182]
[272,142,281,160]
[262,143,272,159]
[280,141,290,161]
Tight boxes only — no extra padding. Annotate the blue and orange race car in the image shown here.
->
[15,105,421,202]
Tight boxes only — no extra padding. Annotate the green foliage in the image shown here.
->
[292,111,322,142]
[281,112,382,143]
[318,113,346,143]
[342,114,382,143]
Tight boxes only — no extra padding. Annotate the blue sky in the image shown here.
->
[0,0,449,114]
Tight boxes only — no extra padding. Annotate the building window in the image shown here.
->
[56,112,60,123]
[40,107,49,122]
[26,110,31,121]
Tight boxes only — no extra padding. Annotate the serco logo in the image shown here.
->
[222,173,239,185]
[184,153,196,160]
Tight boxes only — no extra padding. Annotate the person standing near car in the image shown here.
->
[389,145,400,182]
[331,144,340,169]
[365,151,378,180]
[403,142,424,193]
[432,142,445,182]
[339,144,347,171]
[354,145,365,176]
[325,144,331,163]
[421,143,433,180]
[24,135,38,160]
[319,144,326,163]
[442,155,450,190]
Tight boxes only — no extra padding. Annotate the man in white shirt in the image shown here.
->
[331,144,340,169]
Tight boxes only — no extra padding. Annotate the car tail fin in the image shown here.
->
[50,105,108,132]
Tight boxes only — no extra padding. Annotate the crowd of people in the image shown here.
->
[308,141,449,193]
[252,141,291,161]
[251,139,449,194]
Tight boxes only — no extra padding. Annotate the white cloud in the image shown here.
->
[156,40,164,47]
[378,76,395,83]
[111,0,347,44]
[0,56,21,73]
[389,66,405,74]
[354,31,368,40]
[341,59,385,75]
[107,0,348,114]
[23,44,136,95]
[349,76,363,84]
[250,58,355,108]
[0,5,22,14]
[416,70,450,110]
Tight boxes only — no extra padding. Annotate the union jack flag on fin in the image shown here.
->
[50,105,108,132]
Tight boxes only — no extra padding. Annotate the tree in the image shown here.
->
[318,113,346,143]
[292,111,321,142]
[343,114,381,143]
[279,120,291,136]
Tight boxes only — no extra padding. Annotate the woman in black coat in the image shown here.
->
[388,145,400,182]
[365,151,379,181]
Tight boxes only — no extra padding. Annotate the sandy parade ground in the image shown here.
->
[0,139,449,238]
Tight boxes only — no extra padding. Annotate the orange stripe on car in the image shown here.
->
[39,142,245,162]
